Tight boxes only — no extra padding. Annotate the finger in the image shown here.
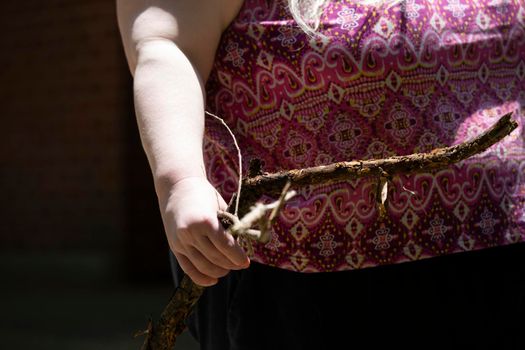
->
[194,235,241,270]
[208,228,250,268]
[185,246,230,279]
[198,212,250,268]
[175,253,218,287]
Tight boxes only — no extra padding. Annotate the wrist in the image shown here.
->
[154,170,207,199]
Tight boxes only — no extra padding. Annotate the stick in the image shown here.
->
[137,274,204,350]
[238,112,517,214]
[137,112,517,350]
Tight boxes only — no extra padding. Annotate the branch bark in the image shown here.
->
[238,112,517,215]
[137,112,517,350]
[138,274,204,350]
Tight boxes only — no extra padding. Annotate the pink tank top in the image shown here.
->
[203,0,525,272]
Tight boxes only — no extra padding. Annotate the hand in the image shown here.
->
[159,176,250,286]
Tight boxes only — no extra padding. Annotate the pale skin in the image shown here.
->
[116,0,248,287]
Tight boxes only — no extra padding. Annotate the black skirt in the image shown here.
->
[170,242,525,350]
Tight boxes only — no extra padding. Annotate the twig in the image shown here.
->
[219,182,296,243]
[205,110,243,216]
[137,112,517,350]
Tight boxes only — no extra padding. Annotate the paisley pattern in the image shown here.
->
[203,0,525,272]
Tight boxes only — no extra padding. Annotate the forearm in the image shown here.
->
[133,39,207,195]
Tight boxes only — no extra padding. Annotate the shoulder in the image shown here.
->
[116,0,245,80]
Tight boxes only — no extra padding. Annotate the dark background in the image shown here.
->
[0,1,197,348]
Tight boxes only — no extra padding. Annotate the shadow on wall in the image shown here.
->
[0,0,192,349]
[0,0,173,280]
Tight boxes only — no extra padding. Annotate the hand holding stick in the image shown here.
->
[138,112,517,350]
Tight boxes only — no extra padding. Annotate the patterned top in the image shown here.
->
[203,0,525,272]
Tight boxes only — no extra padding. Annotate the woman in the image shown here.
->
[116,0,525,349]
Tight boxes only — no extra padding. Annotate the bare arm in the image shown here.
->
[116,0,249,286]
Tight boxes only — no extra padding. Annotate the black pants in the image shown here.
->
[170,243,525,350]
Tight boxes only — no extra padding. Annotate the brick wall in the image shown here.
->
[0,0,170,281]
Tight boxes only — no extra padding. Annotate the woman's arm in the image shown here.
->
[116,0,249,286]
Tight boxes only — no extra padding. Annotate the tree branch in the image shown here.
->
[238,111,517,215]
[137,112,517,350]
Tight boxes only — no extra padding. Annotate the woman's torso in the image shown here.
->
[203,0,525,272]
